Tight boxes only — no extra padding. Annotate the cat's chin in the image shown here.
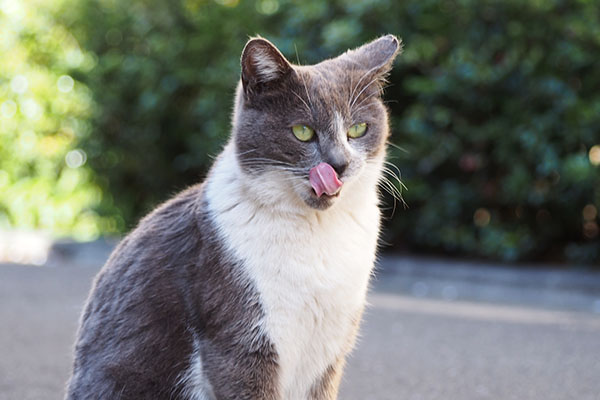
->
[302,192,340,210]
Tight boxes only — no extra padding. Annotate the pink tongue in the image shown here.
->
[309,162,343,197]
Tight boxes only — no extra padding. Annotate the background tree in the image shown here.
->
[3,0,599,264]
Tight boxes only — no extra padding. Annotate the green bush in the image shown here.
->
[6,0,600,263]
[383,0,600,263]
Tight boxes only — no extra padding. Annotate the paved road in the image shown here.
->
[1,255,599,400]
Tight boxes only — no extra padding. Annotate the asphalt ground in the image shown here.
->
[1,251,599,400]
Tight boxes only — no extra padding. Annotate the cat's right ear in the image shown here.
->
[241,37,292,96]
[341,34,402,77]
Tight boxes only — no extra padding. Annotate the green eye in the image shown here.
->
[292,125,315,141]
[348,122,367,138]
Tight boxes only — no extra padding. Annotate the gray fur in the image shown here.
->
[66,35,400,399]
[66,185,279,399]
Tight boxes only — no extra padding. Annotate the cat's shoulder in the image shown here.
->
[136,183,206,232]
[92,183,208,291]
[118,183,206,249]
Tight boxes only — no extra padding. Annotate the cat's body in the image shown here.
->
[66,35,401,400]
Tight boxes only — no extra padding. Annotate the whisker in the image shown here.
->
[350,75,381,110]
[382,160,402,177]
[347,63,382,111]
[366,158,408,211]
[381,165,408,193]
[352,83,393,112]
[298,72,314,112]
[240,163,305,171]
[351,83,395,120]
[238,159,309,174]
[293,44,315,112]
[241,166,308,175]
[386,142,409,154]
[234,148,260,158]
[378,176,399,216]
[240,157,299,166]
[380,175,403,200]
[351,101,377,117]
[290,90,311,114]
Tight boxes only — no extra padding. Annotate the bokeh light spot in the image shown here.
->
[0,0,24,19]
[583,222,598,239]
[589,145,600,166]
[256,0,279,15]
[19,130,36,151]
[10,75,28,94]
[21,98,42,120]
[582,204,598,221]
[57,75,75,93]
[66,49,84,68]
[214,0,239,7]
[1,100,17,118]
[65,149,87,168]
[0,230,50,266]
[458,153,480,172]
[515,205,524,219]
[473,208,491,227]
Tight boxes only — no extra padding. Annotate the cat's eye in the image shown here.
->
[347,122,367,138]
[292,125,315,142]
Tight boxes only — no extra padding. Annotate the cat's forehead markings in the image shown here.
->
[333,110,358,155]
[333,111,345,138]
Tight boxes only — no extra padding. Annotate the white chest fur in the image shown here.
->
[205,145,382,399]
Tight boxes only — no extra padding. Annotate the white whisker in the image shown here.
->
[347,63,383,111]
[291,90,311,114]
[349,76,381,110]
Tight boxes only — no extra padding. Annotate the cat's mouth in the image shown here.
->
[309,162,343,198]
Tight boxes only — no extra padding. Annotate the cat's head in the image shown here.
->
[232,35,401,211]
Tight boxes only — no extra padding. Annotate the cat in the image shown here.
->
[65,34,401,400]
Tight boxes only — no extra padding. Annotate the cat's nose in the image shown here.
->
[326,155,349,176]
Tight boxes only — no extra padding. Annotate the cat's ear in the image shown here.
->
[241,37,292,95]
[342,34,402,76]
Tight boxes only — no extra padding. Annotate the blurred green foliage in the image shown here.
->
[2,0,599,263]
[0,0,112,240]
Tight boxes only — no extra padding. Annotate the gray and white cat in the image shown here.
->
[66,34,401,400]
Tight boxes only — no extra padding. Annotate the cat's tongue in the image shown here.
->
[309,162,343,197]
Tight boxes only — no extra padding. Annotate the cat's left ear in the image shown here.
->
[341,34,402,76]
[241,37,292,95]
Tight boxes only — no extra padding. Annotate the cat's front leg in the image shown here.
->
[198,340,280,400]
[308,308,364,400]
[308,358,346,400]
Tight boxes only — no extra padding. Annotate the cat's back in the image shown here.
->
[66,184,206,399]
